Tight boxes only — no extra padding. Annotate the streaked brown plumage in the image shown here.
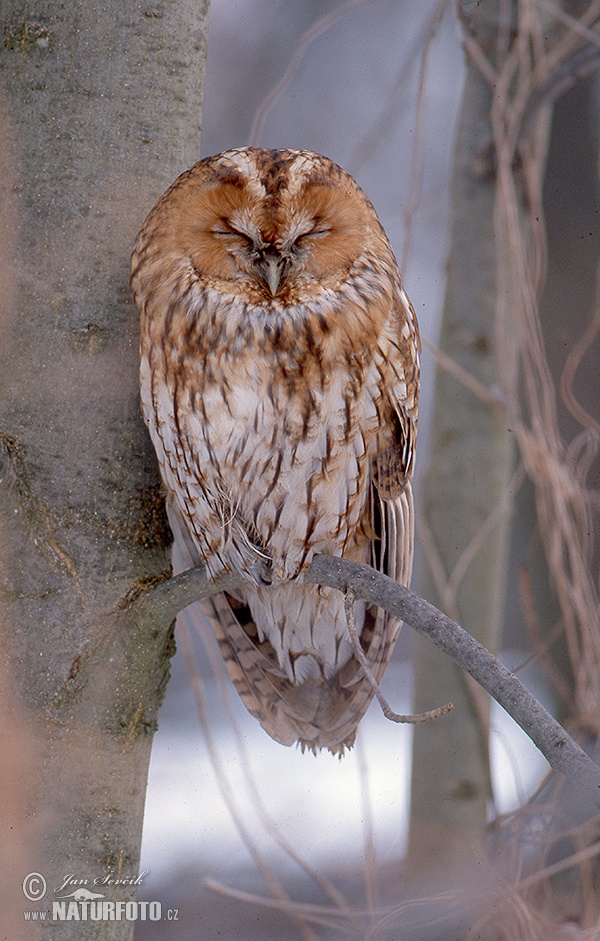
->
[131,148,420,754]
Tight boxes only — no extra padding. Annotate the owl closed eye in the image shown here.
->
[131,147,420,755]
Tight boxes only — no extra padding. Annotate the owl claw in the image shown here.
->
[250,557,274,586]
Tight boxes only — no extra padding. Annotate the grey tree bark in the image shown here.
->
[0,3,209,937]
[407,3,516,876]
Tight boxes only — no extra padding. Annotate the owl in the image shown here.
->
[131,148,420,754]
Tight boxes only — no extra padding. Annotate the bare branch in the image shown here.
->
[131,554,600,808]
[307,555,600,807]
[125,566,239,627]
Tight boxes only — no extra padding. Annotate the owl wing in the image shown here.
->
[373,286,419,590]
[373,415,416,586]
[328,289,418,741]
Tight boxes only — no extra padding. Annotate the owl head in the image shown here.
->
[135,148,394,306]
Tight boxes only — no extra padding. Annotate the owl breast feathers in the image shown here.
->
[131,147,420,754]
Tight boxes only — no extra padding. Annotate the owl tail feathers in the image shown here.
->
[199,591,396,756]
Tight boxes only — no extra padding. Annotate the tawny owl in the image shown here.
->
[131,148,420,754]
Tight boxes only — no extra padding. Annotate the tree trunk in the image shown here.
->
[0,2,209,937]
[407,3,515,880]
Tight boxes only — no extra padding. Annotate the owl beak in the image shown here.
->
[258,251,286,296]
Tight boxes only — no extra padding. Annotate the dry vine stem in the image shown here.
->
[466,0,600,728]
[343,588,453,724]
[134,554,600,807]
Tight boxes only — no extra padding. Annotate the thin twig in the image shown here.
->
[422,338,507,412]
[344,589,453,725]
[203,876,374,931]
[355,731,380,927]
[446,464,526,602]
[193,612,353,916]
[520,42,600,140]
[179,625,321,941]
[560,261,600,439]
[535,0,600,46]
[400,0,447,273]
[248,0,376,145]
[518,564,573,706]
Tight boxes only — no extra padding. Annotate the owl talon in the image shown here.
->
[250,557,274,586]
